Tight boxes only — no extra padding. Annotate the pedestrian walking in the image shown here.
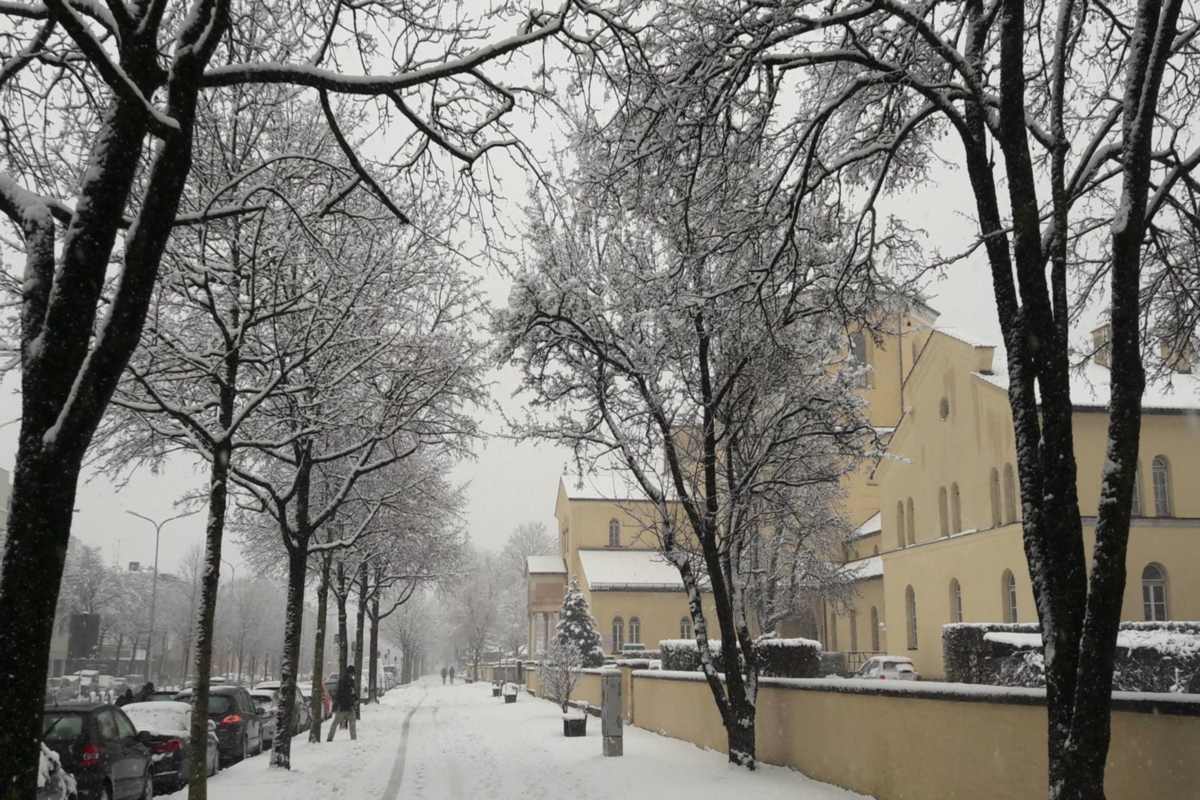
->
[448,665,455,683]
[327,665,357,741]
[137,682,155,702]
[116,688,134,707]
[440,667,447,685]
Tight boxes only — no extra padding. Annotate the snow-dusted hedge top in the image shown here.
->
[943,621,1200,692]
[657,637,822,678]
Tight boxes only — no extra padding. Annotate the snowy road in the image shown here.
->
[173,677,869,800]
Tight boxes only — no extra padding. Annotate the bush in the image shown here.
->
[942,621,1200,691]
[659,639,723,671]
[756,638,822,678]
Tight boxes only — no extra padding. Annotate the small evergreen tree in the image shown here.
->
[555,579,605,667]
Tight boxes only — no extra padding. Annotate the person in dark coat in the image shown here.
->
[441,667,447,685]
[137,682,155,702]
[326,665,357,741]
[116,688,134,707]
[448,665,455,684]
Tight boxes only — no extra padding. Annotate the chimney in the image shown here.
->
[1091,323,1112,369]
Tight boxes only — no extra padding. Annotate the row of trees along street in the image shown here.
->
[1,1,1198,800]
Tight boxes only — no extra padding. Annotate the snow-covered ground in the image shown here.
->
[173,675,870,800]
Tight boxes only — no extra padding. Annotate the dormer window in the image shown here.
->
[1092,323,1112,368]
[608,518,621,547]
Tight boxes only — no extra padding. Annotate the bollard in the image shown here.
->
[601,670,622,757]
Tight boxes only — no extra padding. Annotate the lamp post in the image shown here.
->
[220,558,243,683]
[126,509,198,683]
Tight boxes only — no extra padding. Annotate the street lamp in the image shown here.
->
[126,509,199,683]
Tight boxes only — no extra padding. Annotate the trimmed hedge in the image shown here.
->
[943,621,1200,692]
[657,637,822,678]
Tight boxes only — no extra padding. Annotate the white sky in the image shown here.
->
[0,19,1008,580]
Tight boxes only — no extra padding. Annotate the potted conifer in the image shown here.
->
[546,579,606,736]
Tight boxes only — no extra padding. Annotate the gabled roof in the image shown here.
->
[976,360,1200,412]
[526,555,567,575]
[844,555,883,581]
[578,548,693,591]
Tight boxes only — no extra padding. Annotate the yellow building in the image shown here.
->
[829,325,1200,678]
[528,479,721,657]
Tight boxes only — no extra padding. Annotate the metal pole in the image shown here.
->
[126,509,198,683]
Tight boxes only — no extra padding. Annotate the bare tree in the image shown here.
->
[496,136,873,765]
[450,549,502,682]
[583,2,1199,794]
[496,522,555,658]
[0,0,619,792]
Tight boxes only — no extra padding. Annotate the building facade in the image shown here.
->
[829,326,1200,678]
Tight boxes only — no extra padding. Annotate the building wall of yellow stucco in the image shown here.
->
[629,672,1200,800]
[827,576,887,656]
[858,329,1200,677]
[587,590,718,653]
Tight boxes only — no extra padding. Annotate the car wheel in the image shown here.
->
[240,734,248,762]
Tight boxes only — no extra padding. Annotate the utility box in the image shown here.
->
[601,670,623,757]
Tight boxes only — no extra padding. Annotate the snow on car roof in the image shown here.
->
[578,548,687,591]
[526,555,567,575]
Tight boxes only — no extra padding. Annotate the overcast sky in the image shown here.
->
[0,25,1008,580]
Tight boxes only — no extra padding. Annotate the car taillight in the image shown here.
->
[220,714,242,726]
[151,739,183,753]
[80,743,103,765]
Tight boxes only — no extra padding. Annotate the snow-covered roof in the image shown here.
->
[844,555,883,581]
[560,474,651,502]
[578,549,688,591]
[850,512,882,540]
[976,358,1200,412]
[526,555,567,575]
[934,325,996,349]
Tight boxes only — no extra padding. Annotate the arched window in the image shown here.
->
[905,586,918,650]
[869,607,880,651]
[850,331,872,387]
[680,617,693,640]
[829,611,838,651]
[896,501,906,548]
[608,518,621,547]
[849,610,859,652]
[1002,570,1018,623]
[611,617,624,653]
[1152,456,1172,517]
[906,497,915,545]
[950,483,963,533]
[989,468,1001,527]
[949,578,964,623]
[1003,464,1018,523]
[1142,564,1168,621]
[938,487,949,537]
[629,617,641,644]
[1131,462,1143,517]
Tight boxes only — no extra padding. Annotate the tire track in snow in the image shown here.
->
[382,690,426,800]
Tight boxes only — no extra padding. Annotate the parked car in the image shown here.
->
[145,691,179,703]
[855,655,919,681]
[296,681,330,720]
[248,691,279,748]
[41,702,154,800]
[172,686,263,766]
[121,701,219,792]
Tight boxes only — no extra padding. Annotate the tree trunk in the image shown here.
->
[368,597,379,703]
[0,452,83,800]
[335,562,349,676]
[354,561,367,677]
[271,545,309,769]
[308,552,331,743]
[186,443,232,800]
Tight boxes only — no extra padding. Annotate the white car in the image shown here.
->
[855,656,919,681]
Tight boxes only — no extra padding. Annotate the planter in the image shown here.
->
[504,693,516,704]
[492,686,501,697]
[562,714,587,737]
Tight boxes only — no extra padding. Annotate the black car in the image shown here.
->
[173,686,264,766]
[121,701,221,792]
[42,703,154,800]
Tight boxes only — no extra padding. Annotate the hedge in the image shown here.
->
[942,621,1200,692]
[657,637,822,678]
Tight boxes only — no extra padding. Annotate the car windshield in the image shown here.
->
[42,713,84,741]
[123,705,190,736]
